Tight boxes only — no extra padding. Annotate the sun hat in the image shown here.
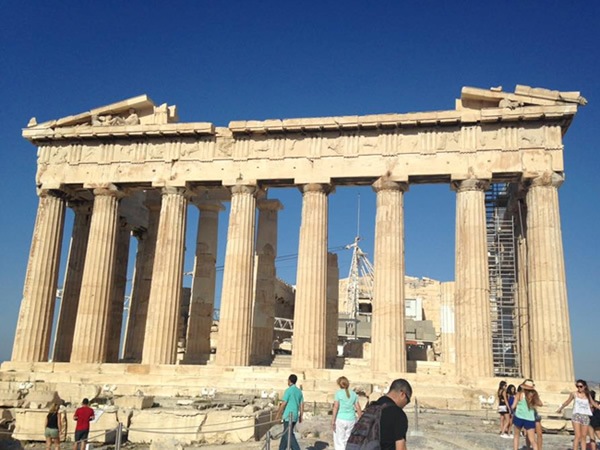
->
[521,379,535,390]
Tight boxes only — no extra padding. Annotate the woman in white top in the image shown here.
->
[557,379,600,450]
[332,376,362,450]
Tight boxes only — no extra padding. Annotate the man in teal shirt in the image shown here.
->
[276,374,304,450]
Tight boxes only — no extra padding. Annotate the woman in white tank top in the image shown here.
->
[557,379,600,450]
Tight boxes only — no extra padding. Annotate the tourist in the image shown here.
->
[497,380,510,437]
[557,379,600,450]
[331,376,362,450]
[72,398,95,450]
[591,391,600,445]
[372,378,412,450]
[44,403,61,450]
[512,379,542,450]
[504,384,517,437]
[275,374,304,450]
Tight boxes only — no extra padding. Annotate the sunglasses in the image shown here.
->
[403,391,411,404]
[576,384,584,388]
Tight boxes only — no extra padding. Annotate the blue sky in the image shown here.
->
[0,1,598,379]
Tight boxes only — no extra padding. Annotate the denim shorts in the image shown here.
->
[513,416,536,430]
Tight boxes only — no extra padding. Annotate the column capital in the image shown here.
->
[160,186,187,196]
[191,199,226,213]
[372,177,409,193]
[36,188,66,199]
[300,183,334,195]
[230,183,258,196]
[527,171,564,189]
[257,198,284,212]
[91,184,125,199]
[451,178,490,193]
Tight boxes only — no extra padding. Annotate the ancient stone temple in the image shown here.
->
[4,85,585,393]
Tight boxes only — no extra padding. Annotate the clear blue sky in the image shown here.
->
[0,1,598,379]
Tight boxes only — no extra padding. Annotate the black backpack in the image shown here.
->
[345,401,391,450]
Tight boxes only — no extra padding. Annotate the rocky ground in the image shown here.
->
[4,408,593,450]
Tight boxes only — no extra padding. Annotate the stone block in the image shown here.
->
[0,390,23,408]
[114,395,154,410]
[12,409,47,441]
[55,383,100,405]
[22,390,61,409]
[128,409,206,444]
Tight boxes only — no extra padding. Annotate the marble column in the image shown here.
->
[292,183,331,369]
[184,200,224,364]
[216,184,257,366]
[326,252,339,368]
[105,216,131,363]
[142,187,188,365]
[52,200,91,362]
[71,186,123,363]
[250,199,282,365]
[453,178,493,378]
[526,172,573,381]
[122,191,160,362]
[12,190,66,362]
[440,281,456,366]
[371,178,408,373]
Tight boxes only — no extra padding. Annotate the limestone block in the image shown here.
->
[199,410,255,444]
[114,395,154,410]
[418,396,449,410]
[23,390,61,408]
[12,410,47,441]
[88,408,119,444]
[128,409,206,444]
[0,390,23,408]
[541,419,566,432]
[55,383,100,405]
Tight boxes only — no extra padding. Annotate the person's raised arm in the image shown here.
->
[557,392,575,413]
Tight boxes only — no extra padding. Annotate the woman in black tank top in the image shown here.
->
[45,403,61,450]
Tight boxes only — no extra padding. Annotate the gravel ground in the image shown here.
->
[5,409,587,450]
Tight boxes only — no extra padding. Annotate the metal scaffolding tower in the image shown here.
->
[486,183,521,377]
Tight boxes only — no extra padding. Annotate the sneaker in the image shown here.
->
[501,433,510,438]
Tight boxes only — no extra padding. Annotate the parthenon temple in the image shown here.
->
[3,85,586,396]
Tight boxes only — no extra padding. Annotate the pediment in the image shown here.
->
[460,85,587,110]
[27,95,179,129]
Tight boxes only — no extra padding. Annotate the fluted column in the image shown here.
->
[292,183,331,369]
[71,186,123,363]
[216,184,257,366]
[440,281,456,366]
[526,172,573,381]
[326,252,339,367]
[250,199,282,365]
[371,178,408,373]
[516,235,532,376]
[142,187,188,365]
[453,178,493,378]
[122,191,160,362]
[184,200,224,364]
[12,190,66,362]
[53,200,91,362]
[105,216,131,362]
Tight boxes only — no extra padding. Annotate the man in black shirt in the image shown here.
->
[373,378,412,450]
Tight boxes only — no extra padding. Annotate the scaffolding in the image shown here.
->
[486,183,521,377]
